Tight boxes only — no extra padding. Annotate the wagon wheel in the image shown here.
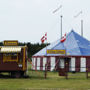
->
[11,71,21,78]
[15,72,21,78]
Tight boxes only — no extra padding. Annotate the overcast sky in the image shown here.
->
[0,0,90,43]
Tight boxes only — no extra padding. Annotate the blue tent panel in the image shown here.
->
[34,30,90,56]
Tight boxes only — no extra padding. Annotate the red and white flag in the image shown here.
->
[41,32,47,43]
[60,33,66,43]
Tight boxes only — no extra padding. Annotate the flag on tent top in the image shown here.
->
[41,32,47,43]
[60,33,66,43]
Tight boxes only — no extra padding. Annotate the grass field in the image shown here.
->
[0,71,90,90]
[0,62,90,90]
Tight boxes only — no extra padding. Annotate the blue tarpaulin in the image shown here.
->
[34,30,90,56]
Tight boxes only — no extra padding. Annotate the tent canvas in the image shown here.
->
[34,30,90,56]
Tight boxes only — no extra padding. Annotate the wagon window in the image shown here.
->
[3,53,18,62]
[11,53,17,60]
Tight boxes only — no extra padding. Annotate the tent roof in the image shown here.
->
[33,30,90,56]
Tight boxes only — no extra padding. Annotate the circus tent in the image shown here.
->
[32,30,90,72]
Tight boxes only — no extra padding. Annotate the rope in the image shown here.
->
[28,58,43,76]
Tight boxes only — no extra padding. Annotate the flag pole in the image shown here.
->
[45,32,47,56]
[45,32,47,79]
[81,19,83,37]
[53,5,62,39]
[41,32,47,55]
[61,15,63,39]
[46,39,47,56]
[74,11,83,37]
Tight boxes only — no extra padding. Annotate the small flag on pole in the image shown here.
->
[53,5,62,13]
[74,11,82,18]
[41,32,47,43]
[60,33,66,43]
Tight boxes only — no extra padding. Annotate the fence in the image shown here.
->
[28,62,90,79]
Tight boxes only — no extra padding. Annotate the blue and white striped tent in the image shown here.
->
[34,30,90,56]
[32,30,90,72]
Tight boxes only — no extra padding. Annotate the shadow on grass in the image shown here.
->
[0,70,89,80]
[0,73,30,79]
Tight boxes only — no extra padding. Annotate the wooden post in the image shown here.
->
[45,64,47,79]
[65,59,68,79]
[86,68,88,79]
[65,70,68,79]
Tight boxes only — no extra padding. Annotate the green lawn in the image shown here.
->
[0,63,90,90]
[0,71,90,90]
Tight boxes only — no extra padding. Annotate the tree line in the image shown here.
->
[19,42,50,58]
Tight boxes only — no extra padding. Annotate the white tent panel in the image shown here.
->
[59,58,65,68]
[80,57,86,72]
[70,57,75,71]
[37,58,40,70]
[43,57,47,70]
[50,57,55,71]
[32,58,36,70]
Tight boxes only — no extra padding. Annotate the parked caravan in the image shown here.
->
[0,40,27,78]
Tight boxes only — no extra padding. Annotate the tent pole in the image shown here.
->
[61,15,63,38]
[81,20,83,37]
[45,33,48,79]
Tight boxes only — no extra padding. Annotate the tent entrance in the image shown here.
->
[59,58,70,76]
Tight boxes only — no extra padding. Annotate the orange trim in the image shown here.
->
[23,47,26,71]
